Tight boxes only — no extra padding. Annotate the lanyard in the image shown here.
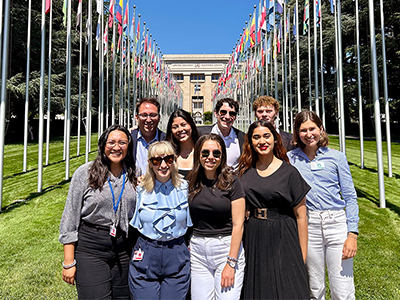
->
[108,172,126,213]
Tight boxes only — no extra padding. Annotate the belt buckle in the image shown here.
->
[255,208,268,220]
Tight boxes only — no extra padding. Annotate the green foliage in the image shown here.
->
[203,111,212,123]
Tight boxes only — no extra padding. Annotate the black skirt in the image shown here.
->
[242,215,309,300]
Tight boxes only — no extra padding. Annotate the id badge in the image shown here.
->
[311,161,325,171]
[132,247,144,261]
[109,224,117,237]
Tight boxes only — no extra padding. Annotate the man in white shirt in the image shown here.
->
[197,98,245,168]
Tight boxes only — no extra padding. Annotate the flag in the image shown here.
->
[45,0,51,14]
[129,14,135,44]
[303,0,309,35]
[250,13,256,48]
[316,0,321,26]
[96,17,100,51]
[268,0,275,32]
[76,0,82,30]
[277,20,281,53]
[293,4,297,38]
[108,0,114,28]
[267,34,271,63]
[329,0,335,13]
[96,0,102,14]
[261,0,267,32]
[286,11,289,43]
[123,3,128,35]
[103,26,108,55]
[277,0,283,14]
[115,0,123,24]
[62,0,67,27]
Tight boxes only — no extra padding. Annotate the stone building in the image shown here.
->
[163,54,230,124]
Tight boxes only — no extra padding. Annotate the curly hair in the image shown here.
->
[238,120,288,177]
[88,125,137,190]
[252,95,279,113]
[292,110,329,149]
[186,134,234,200]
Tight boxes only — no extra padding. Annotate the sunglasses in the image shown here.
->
[201,149,222,159]
[219,110,237,118]
[149,154,175,166]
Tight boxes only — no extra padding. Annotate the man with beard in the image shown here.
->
[197,98,244,169]
[131,98,166,175]
[253,96,296,151]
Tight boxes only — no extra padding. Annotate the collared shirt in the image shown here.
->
[211,124,240,169]
[287,147,359,233]
[130,179,192,241]
[136,129,161,175]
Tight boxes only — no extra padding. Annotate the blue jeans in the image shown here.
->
[190,235,245,300]
[128,235,190,300]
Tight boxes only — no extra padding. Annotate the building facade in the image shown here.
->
[163,54,230,124]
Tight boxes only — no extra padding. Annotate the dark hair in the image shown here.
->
[135,97,160,115]
[293,110,329,149]
[187,134,234,199]
[238,120,288,177]
[214,98,239,114]
[165,109,199,154]
[88,125,137,190]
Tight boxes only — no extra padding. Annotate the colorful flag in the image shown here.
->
[76,0,82,30]
[96,17,100,51]
[261,0,267,32]
[250,13,256,48]
[329,0,335,13]
[108,0,114,28]
[45,0,51,14]
[96,0,102,14]
[115,0,123,24]
[303,0,309,35]
[103,26,108,55]
[62,0,67,27]
[293,5,297,38]
[277,0,283,14]
[316,0,321,26]
[123,3,128,35]
[277,20,281,53]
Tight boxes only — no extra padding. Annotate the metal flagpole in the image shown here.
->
[45,0,53,165]
[77,0,83,155]
[127,19,131,129]
[274,8,278,103]
[112,0,116,124]
[355,0,364,169]
[368,0,385,207]
[100,0,104,134]
[307,12,312,111]
[296,0,301,112]
[37,0,46,191]
[0,0,11,209]
[288,8,293,132]
[313,0,319,116]
[284,8,289,132]
[23,0,32,172]
[319,3,325,129]
[106,26,109,129]
[86,0,93,163]
[132,6,137,124]
[337,0,346,154]
[119,27,124,125]
[65,0,72,179]
[265,35,268,96]
[334,0,342,149]
[380,0,392,178]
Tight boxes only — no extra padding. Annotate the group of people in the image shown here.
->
[59,96,359,300]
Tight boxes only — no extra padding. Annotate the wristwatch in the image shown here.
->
[226,259,236,268]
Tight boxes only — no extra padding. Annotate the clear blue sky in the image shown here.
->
[128,0,259,55]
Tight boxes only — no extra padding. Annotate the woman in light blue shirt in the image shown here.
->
[128,141,192,300]
[287,111,359,300]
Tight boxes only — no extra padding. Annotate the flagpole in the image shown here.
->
[77,0,83,155]
[307,12,312,111]
[132,6,136,124]
[319,3,325,130]
[284,8,289,132]
[334,0,342,149]
[337,0,346,154]
[355,0,364,169]
[265,35,269,96]
[288,8,293,132]
[23,0,32,172]
[65,0,72,179]
[274,7,278,104]
[112,0,116,125]
[45,0,53,165]
[86,0,93,163]
[119,24,124,125]
[0,0,11,209]
[368,0,385,207]
[296,0,301,112]
[380,0,392,178]
[313,0,319,116]
[100,0,104,134]
[127,10,131,129]
[106,27,109,128]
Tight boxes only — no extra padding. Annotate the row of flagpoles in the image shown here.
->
[0,0,183,210]
[211,0,390,207]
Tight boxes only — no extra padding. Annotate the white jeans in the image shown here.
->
[307,209,355,300]
[190,235,245,300]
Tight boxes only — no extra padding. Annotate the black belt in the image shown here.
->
[81,221,111,232]
[253,207,287,220]
[138,233,185,246]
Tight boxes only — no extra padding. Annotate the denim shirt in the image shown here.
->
[130,179,192,241]
[287,147,359,233]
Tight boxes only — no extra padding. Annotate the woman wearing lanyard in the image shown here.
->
[128,141,192,300]
[287,111,359,299]
[59,125,137,299]
[187,134,245,300]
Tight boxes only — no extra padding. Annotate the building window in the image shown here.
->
[190,74,205,81]
[194,84,201,94]
[212,74,220,81]
[192,96,204,109]
[175,74,184,81]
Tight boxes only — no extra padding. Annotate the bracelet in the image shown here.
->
[227,256,238,262]
[62,259,76,269]
[348,233,358,240]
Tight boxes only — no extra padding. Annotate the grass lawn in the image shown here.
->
[0,134,400,299]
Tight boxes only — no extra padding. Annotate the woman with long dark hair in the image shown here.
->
[238,120,310,299]
[166,109,199,178]
[128,141,192,299]
[186,134,245,300]
[288,111,359,299]
[59,124,137,299]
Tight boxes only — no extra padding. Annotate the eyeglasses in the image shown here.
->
[201,149,222,159]
[219,110,237,118]
[138,113,159,120]
[106,140,129,149]
[149,154,175,166]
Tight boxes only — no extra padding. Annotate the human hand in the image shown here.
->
[342,236,357,260]
[137,174,145,185]
[62,266,76,285]
[220,263,235,288]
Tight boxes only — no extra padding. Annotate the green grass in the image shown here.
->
[0,135,400,299]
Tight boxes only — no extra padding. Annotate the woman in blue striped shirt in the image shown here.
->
[287,111,359,300]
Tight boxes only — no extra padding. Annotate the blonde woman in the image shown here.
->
[128,141,192,300]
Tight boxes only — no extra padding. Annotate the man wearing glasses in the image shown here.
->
[131,98,166,175]
[197,98,244,169]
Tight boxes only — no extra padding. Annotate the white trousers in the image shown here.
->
[307,209,355,300]
[190,235,245,300]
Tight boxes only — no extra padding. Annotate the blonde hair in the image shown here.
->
[141,141,183,192]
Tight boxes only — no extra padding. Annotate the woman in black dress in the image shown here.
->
[238,120,310,299]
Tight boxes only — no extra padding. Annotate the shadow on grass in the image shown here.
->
[348,162,400,179]
[355,187,400,218]
[0,179,71,214]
